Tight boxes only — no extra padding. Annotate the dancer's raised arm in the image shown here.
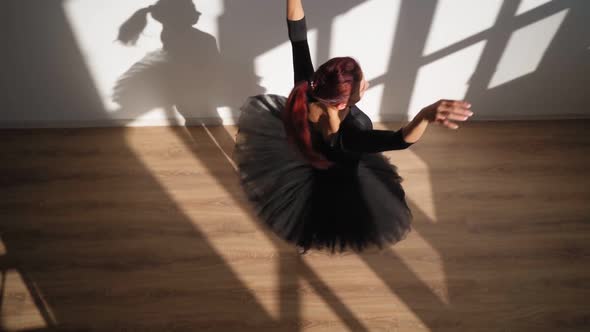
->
[287,0,304,21]
[287,0,313,84]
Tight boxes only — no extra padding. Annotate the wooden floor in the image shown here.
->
[1,119,588,331]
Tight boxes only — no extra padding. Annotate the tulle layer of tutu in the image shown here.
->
[234,94,412,254]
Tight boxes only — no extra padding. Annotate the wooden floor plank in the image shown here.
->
[1,120,588,331]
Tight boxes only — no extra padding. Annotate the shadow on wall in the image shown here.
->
[112,0,590,126]
[376,0,590,120]
[462,0,590,118]
[112,0,265,126]
[5,0,587,127]
[112,0,369,126]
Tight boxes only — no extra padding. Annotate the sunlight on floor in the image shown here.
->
[383,146,439,224]
[298,276,370,331]
[303,242,449,322]
[124,126,281,320]
[1,269,51,331]
[123,123,452,326]
[391,232,450,307]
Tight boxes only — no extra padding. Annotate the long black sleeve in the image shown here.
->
[329,126,414,153]
[287,17,314,84]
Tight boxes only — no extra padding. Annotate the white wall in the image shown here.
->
[3,0,589,128]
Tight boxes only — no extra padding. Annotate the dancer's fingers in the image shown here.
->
[423,99,474,125]
[456,108,474,116]
[442,99,471,109]
[443,119,459,129]
[445,112,471,121]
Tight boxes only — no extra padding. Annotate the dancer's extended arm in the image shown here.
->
[287,0,313,84]
[287,0,304,20]
[286,0,473,149]
[332,100,474,152]
[402,99,474,143]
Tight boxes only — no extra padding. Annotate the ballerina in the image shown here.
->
[234,0,474,255]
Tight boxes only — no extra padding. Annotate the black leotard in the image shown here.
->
[287,17,414,160]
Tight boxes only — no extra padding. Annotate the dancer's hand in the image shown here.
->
[420,99,474,130]
[287,0,304,20]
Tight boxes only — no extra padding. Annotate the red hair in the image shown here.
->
[283,57,363,169]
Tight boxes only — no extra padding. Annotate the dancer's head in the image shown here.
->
[283,56,369,169]
[117,0,201,45]
[311,57,369,107]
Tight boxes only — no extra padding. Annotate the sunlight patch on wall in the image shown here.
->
[1,270,52,331]
[488,9,569,89]
[254,30,319,97]
[329,0,401,120]
[330,0,400,80]
[125,107,186,126]
[409,41,487,119]
[193,0,224,46]
[423,0,503,55]
[516,0,554,15]
[63,0,163,111]
[356,84,385,120]
[215,106,236,124]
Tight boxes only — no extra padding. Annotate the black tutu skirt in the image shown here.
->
[234,94,413,254]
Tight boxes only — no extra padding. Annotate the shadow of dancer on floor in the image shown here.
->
[113,0,263,125]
